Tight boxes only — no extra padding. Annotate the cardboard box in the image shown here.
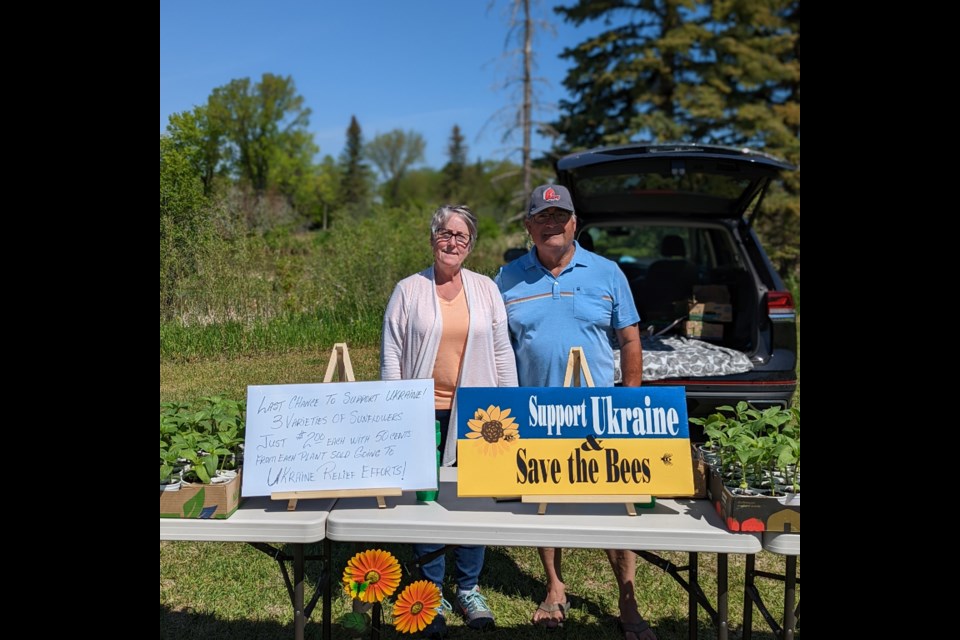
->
[160,469,242,519]
[691,456,708,499]
[688,302,733,323]
[708,469,799,533]
[683,321,724,339]
[693,285,730,304]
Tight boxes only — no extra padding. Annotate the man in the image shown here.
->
[496,185,655,640]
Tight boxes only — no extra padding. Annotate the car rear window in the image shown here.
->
[581,223,742,273]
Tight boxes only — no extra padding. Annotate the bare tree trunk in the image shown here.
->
[522,0,532,198]
[491,0,554,220]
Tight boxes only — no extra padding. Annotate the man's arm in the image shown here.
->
[616,323,642,387]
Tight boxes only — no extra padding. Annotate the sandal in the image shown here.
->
[532,600,570,630]
[619,618,656,640]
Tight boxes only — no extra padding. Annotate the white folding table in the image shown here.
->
[160,496,336,640]
[326,468,761,640]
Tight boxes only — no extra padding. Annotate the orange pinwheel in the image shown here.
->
[341,549,402,603]
[393,580,442,634]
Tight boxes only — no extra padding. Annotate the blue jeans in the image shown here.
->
[415,410,486,592]
[414,543,486,592]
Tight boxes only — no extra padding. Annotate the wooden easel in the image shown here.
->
[322,342,355,383]
[271,342,402,511]
[521,347,652,516]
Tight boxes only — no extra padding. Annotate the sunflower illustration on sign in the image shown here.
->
[465,405,519,456]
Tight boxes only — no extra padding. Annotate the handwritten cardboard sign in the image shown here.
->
[456,386,693,497]
[242,380,436,497]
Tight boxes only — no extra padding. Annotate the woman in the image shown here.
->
[381,204,518,638]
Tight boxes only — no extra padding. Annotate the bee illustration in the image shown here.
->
[660,452,673,465]
[503,434,516,442]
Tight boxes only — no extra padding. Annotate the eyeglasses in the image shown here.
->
[435,230,471,246]
[530,210,572,225]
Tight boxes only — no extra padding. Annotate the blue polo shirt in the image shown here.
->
[496,241,640,386]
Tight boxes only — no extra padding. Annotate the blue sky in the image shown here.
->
[160,0,604,170]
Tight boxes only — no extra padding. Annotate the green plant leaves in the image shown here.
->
[338,612,370,633]
[160,397,246,484]
[690,401,799,494]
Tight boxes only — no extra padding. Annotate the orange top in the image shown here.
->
[433,288,468,410]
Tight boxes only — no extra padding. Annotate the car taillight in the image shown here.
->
[767,290,795,313]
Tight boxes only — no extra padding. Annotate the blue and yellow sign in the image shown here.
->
[456,387,693,497]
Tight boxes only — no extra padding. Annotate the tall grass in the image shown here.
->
[159,307,384,361]
[160,206,522,362]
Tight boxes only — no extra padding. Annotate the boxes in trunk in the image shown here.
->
[707,469,799,533]
[160,469,242,519]
[688,302,733,323]
[692,285,731,303]
[685,284,731,339]
[683,320,724,339]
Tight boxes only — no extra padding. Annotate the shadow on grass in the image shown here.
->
[195,543,797,640]
[162,605,794,640]
[161,604,325,640]
[482,546,619,624]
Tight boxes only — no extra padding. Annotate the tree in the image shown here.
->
[207,73,313,194]
[552,0,709,149]
[553,0,799,152]
[365,129,426,207]
[490,0,558,218]
[313,155,342,230]
[441,125,468,202]
[338,116,373,214]
[160,135,209,316]
[512,0,535,197]
[165,106,223,196]
[553,0,799,276]
[707,0,800,280]
[270,127,320,218]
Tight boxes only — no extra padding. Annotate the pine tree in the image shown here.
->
[339,116,372,213]
[552,0,799,277]
[707,0,800,279]
[441,125,468,202]
[554,1,702,149]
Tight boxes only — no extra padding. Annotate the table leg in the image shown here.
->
[323,539,332,640]
[783,555,797,640]
[741,552,799,640]
[717,553,728,640]
[688,552,698,640]
[247,542,328,640]
[742,554,755,640]
[294,544,305,640]
[637,550,719,640]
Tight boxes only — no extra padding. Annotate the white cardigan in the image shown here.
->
[381,266,518,465]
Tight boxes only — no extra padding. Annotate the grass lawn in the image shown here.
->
[160,346,799,640]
